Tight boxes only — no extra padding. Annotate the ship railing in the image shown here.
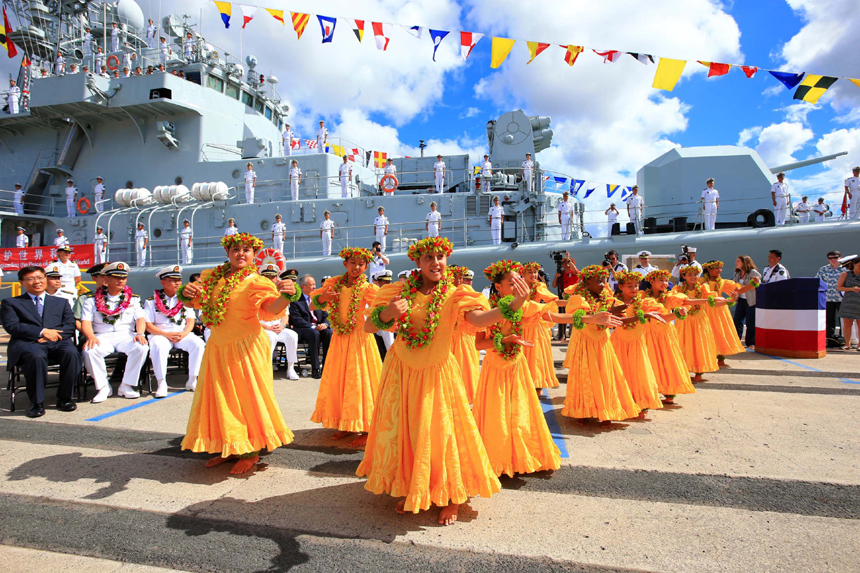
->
[370,169,459,193]
[282,137,368,158]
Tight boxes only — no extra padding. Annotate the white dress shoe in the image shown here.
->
[91,385,112,404]
[286,365,299,380]
[117,383,140,399]
[154,380,168,398]
[185,378,197,392]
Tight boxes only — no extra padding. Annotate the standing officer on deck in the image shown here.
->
[183,31,195,62]
[53,228,70,249]
[16,227,29,248]
[762,249,790,283]
[558,191,574,240]
[94,225,107,264]
[481,154,493,193]
[81,262,149,403]
[244,162,256,204]
[316,120,328,153]
[845,167,860,220]
[374,206,389,252]
[488,195,504,245]
[271,214,286,254]
[813,197,829,222]
[522,152,534,193]
[179,219,193,264]
[426,201,442,238]
[110,22,120,51]
[282,123,293,156]
[65,179,78,218]
[146,19,158,49]
[93,176,106,212]
[320,210,335,256]
[289,159,301,201]
[772,172,790,226]
[144,265,205,397]
[13,182,24,214]
[7,79,20,115]
[796,196,811,224]
[627,185,644,235]
[135,223,148,267]
[701,178,720,230]
[339,155,352,198]
[433,155,446,194]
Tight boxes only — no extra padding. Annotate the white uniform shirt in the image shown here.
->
[183,37,194,57]
[7,85,19,110]
[143,295,195,333]
[94,232,107,251]
[481,161,492,177]
[51,289,77,307]
[316,126,328,142]
[771,181,789,199]
[522,160,534,176]
[368,255,386,278]
[701,188,720,204]
[146,24,157,41]
[65,185,77,200]
[53,236,70,248]
[812,202,828,220]
[426,211,442,226]
[84,32,93,55]
[135,228,148,245]
[271,222,286,240]
[111,27,120,50]
[94,182,105,198]
[434,161,446,175]
[796,201,811,213]
[82,292,144,335]
[632,263,658,278]
[607,209,618,223]
[846,177,860,197]
[557,200,574,219]
[16,234,28,248]
[488,205,504,223]
[179,227,192,244]
[627,194,644,211]
[762,264,789,283]
[384,164,397,176]
[282,128,292,149]
[339,163,351,180]
[374,215,389,233]
[160,42,170,61]
[320,219,335,237]
[225,226,239,236]
[53,258,81,291]
[244,170,255,185]
[289,167,301,181]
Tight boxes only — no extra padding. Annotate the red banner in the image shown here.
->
[0,244,96,273]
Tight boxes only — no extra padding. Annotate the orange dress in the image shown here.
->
[671,284,719,373]
[700,278,745,356]
[561,293,641,421]
[643,293,696,396]
[610,298,664,411]
[472,301,561,477]
[452,329,481,404]
[181,271,294,457]
[523,283,560,389]
[357,284,500,513]
[310,277,382,433]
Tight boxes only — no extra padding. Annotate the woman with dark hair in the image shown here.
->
[731,255,762,349]
[837,256,860,350]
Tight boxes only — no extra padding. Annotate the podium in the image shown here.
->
[755,278,826,359]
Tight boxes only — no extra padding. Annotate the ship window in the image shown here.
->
[207,75,224,93]
[226,83,239,99]
[260,219,269,230]
[175,176,183,185]
[241,91,253,107]
[153,228,162,238]
[264,106,272,120]
[186,71,201,85]
[232,169,241,179]
[254,99,264,113]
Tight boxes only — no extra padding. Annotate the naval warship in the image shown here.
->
[1,0,858,293]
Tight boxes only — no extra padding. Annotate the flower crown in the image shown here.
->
[483,260,523,281]
[448,265,466,277]
[221,232,264,251]
[645,269,672,283]
[339,246,373,262]
[579,264,609,280]
[407,237,454,262]
[522,262,542,273]
[701,260,724,271]
[679,265,701,277]
[614,270,642,285]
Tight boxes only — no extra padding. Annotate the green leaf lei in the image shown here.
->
[369,305,395,330]
[327,273,367,335]
[281,288,302,303]
[621,292,647,330]
[199,263,257,328]
[673,308,687,320]
[572,283,611,330]
[707,295,716,308]
[488,294,524,361]
[397,270,449,350]
[572,309,587,330]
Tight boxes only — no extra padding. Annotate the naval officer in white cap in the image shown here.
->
[771,172,790,226]
[93,176,106,213]
[632,250,658,278]
[51,244,81,295]
[179,219,193,264]
[135,223,148,267]
[94,225,107,264]
[144,265,205,397]
[81,262,149,403]
[16,226,28,248]
[701,178,720,230]
[13,182,24,214]
[488,195,504,245]
[845,167,860,220]
[44,263,77,307]
[462,269,475,286]
[271,214,286,254]
[65,179,78,217]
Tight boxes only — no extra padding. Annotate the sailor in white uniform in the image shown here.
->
[244,162,256,204]
[374,206,389,252]
[338,155,352,198]
[44,263,77,307]
[146,19,158,49]
[372,271,395,351]
[384,158,397,177]
[632,251,658,278]
[762,249,789,283]
[259,267,299,380]
[813,198,828,222]
[64,179,78,217]
[95,46,105,72]
[54,53,65,76]
[557,191,574,240]
[225,218,239,236]
[159,37,170,63]
[83,27,93,58]
[320,210,335,256]
[51,245,81,294]
[7,79,20,114]
[110,22,120,52]
[13,182,24,214]
[16,226,28,248]
[605,203,619,237]
[53,229,70,249]
[845,167,860,220]
[93,176,105,212]
[82,262,149,403]
[282,124,293,156]
[144,265,205,396]
[368,245,388,279]
[179,219,193,264]
[316,120,328,154]
[433,155,446,194]
[488,195,504,245]
[481,154,493,193]
[271,213,286,254]
[94,225,107,264]
[627,185,645,235]
[426,201,442,237]
[795,195,811,224]
[771,172,790,226]
[701,178,719,231]
[183,32,195,61]
[522,153,534,193]
[289,160,301,201]
[135,223,148,267]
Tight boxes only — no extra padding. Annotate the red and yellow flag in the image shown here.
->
[561,45,583,67]
[374,151,387,168]
[2,7,18,58]
[526,41,550,64]
[265,9,285,25]
[698,61,731,77]
[290,12,310,40]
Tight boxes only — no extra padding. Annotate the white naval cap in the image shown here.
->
[321,275,332,281]
[463,269,475,279]
[103,261,130,277]
[838,255,858,266]
[637,250,652,258]
[182,218,190,224]
[57,228,64,233]
[397,269,410,278]
[156,265,183,279]
[687,247,697,253]
[16,226,24,231]
[57,244,73,252]
[373,270,393,281]
[14,182,21,187]
[96,176,103,180]
[44,263,62,277]
[259,264,279,277]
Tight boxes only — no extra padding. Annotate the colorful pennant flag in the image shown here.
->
[214,1,231,29]
[583,186,596,199]
[698,61,730,77]
[290,12,310,40]
[351,20,365,42]
[561,45,584,67]
[741,66,758,78]
[460,32,483,61]
[429,30,448,62]
[265,8,285,24]
[628,53,654,65]
[403,25,423,39]
[593,49,621,63]
[621,186,630,200]
[374,151,388,168]
[851,79,860,90]
[571,179,585,196]
[305,139,318,149]
[348,148,359,162]
[793,75,838,104]
[607,184,621,198]
[770,71,805,90]
[372,22,390,51]
[331,144,346,157]
[526,41,550,64]
[652,57,686,91]
[1,8,15,58]
[490,37,515,69]
[318,15,336,43]
[291,138,300,150]
[237,5,257,29]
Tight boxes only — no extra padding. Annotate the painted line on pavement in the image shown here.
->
[746,349,860,385]
[85,390,187,422]
[540,388,570,459]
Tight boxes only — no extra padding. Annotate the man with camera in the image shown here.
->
[368,241,389,279]
[670,245,702,282]
[602,250,628,291]
[552,253,579,341]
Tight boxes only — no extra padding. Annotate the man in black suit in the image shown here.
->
[289,274,332,379]
[0,266,81,417]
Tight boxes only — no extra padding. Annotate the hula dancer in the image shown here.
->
[522,262,563,391]
[447,264,481,403]
[473,260,565,477]
[642,270,695,404]
[672,265,727,383]
[610,271,667,418]
[310,247,382,448]
[358,238,524,525]
[178,233,300,475]
[700,260,749,368]
[561,265,637,423]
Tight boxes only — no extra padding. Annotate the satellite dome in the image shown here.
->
[116,0,145,32]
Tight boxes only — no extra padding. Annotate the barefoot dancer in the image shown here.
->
[700,260,750,368]
[310,247,382,448]
[671,265,727,383]
[358,238,514,526]
[642,270,695,404]
[472,260,564,477]
[179,233,301,475]
[561,265,638,423]
[521,262,564,393]
[610,271,666,418]
[448,265,481,404]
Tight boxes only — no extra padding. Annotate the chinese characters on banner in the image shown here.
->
[0,244,96,273]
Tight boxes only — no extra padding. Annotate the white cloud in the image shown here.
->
[459,106,480,119]
[735,122,814,166]
[786,127,860,202]
[738,127,762,147]
[779,102,816,124]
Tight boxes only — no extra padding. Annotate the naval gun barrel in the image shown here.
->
[770,151,848,174]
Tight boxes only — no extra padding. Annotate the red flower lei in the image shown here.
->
[397,270,449,349]
[488,292,524,360]
[199,263,258,327]
[94,286,132,325]
[678,282,706,316]
[619,292,646,330]
[645,288,668,305]
[154,289,186,325]
[328,273,367,335]
[572,283,612,330]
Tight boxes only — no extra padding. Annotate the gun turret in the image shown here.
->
[770,151,848,174]
[486,110,554,162]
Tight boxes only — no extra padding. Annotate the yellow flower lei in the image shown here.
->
[199,263,258,327]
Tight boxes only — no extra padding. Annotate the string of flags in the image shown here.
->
[211,1,860,103]
[546,176,635,203]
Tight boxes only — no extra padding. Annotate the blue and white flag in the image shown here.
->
[607,184,621,198]
[583,186,596,199]
[403,25,423,39]
[429,29,448,62]
[318,15,337,44]
[571,179,586,196]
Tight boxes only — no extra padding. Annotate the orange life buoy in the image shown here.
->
[77,197,90,214]
[107,54,120,71]
[380,174,398,193]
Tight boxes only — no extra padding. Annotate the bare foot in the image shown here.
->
[636,411,648,420]
[331,430,352,440]
[206,455,236,468]
[395,499,406,515]
[662,397,675,405]
[348,434,368,448]
[438,503,459,526]
[600,420,612,427]
[718,361,729,369]
[691,374,704,383]
[229,455,259,475]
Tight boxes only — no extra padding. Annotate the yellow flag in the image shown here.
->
[331,144,346,157]
[850,79,860,90]
[265,9,285,24]
[526,41,549,64]
[490,37,516,69]
[652,58,686,91]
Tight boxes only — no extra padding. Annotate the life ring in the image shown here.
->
[255,248,286,274]
[76,197,91,214]
[747,209,775,228]
[107,54,120,71]
[380,174,398,193]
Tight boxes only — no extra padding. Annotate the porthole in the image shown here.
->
[125,180,134,189]
[260,220,269,230]
[232,169,241,179]
[175,176,183,185]
[153,228,162,238]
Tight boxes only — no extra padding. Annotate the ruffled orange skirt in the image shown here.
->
[674,312,718,373]
[611,327,664,411]
[451,330,480,404]
[645,322,696,395]
[705,304,745,357]
[523,321,560,389]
